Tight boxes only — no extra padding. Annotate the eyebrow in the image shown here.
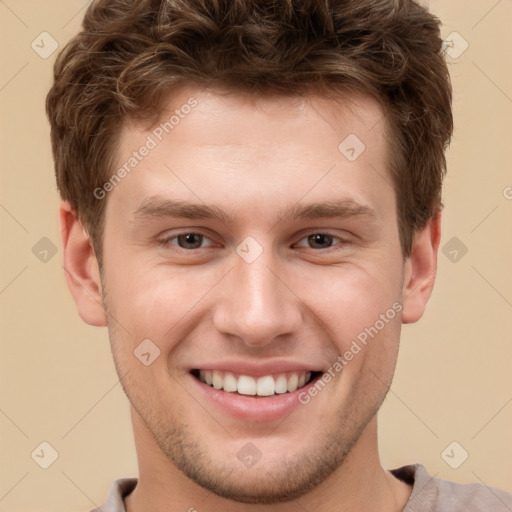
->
[131,196,378,225]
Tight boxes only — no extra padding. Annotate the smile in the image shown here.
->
[193,370,321,397]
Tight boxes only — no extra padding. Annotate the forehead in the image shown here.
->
[107,84,394,228]
[137,85,388,148]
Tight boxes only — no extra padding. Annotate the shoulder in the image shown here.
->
[392,463,512,512]
[89,478,137,512]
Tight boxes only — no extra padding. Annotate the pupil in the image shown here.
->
[179,233,202,249]
[309,234,332,249]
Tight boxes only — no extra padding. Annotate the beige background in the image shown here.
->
[1,1,511,510]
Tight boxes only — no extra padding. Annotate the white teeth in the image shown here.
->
[223,372,238,392]
[212,370,223,389]
[237,375,257,395]
[257,376,275,396]
[287,373,299,392]
[275,375,288,394]
[198,370,315,396]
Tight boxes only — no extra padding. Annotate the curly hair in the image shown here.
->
[46,0,453,263]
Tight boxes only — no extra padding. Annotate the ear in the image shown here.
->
[59,201,107,326]
[401,211,442,324]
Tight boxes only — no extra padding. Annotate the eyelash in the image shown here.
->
[158,231,350,252]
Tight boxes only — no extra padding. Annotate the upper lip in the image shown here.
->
[191,360,323,377]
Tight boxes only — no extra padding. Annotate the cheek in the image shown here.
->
[102,258,221,348]
[293,260,403,393]
[299,261,403,341]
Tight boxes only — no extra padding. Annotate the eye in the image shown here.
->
[295,233,347,250]
[159,231,349,252]
[160,232,215,250]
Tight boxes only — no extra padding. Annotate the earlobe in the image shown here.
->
[401,212,442,324]
[59,201,108,327]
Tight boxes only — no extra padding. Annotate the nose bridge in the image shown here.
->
[213,242,300,345]
[239,255,282,319]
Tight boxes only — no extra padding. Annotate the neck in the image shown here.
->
[125,408,412,512]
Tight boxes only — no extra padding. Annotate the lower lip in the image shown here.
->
[190,373,322,422]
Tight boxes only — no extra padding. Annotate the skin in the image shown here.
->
[60,85,441,511]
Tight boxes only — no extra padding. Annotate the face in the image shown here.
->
[98,86,407,503]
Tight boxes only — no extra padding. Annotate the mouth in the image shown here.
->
[191,369,323,397]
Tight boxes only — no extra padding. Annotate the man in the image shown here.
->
[46,0,512,510]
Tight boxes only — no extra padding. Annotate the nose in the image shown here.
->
[212,245,302,348]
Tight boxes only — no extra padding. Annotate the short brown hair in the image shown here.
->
[46,0,453,263]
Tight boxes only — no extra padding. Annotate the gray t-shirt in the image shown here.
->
[90,463,512,511]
